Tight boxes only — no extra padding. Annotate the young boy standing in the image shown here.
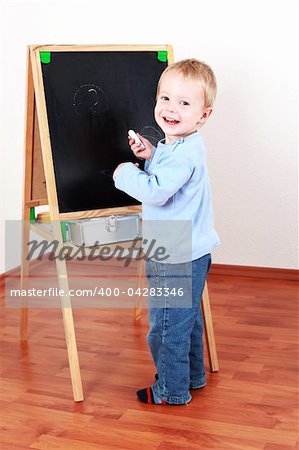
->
[113,59,220,405]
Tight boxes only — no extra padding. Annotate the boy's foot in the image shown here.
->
[137,387,191,405]
[154,373,206,390]
[136,387,166,404]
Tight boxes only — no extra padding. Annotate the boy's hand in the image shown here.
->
[128,133,153,161]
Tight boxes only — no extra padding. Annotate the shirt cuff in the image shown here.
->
[113,162,132,181]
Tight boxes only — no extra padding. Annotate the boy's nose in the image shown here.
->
[166,103,177,113]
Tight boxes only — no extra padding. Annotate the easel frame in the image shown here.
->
[21,44,218,403]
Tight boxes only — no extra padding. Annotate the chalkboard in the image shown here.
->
[40,51,167,213]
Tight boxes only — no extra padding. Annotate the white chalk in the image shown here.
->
[128,129,145,149]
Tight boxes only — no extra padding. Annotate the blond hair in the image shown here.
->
[157,58,217,108]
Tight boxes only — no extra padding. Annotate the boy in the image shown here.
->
[113,59,220,405]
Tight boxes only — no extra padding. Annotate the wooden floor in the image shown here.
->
[0,267,298,449]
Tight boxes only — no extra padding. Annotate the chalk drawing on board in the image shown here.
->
[73,84,109,115]
[98,168,114,178]
[140,126,164,146]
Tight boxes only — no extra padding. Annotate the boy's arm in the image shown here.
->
[144,147,156,172]
[112,145,156,180]
[114,153,193,206]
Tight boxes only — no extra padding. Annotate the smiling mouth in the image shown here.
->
[163,116,179,125]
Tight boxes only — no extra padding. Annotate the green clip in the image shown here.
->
[30,207,36,223]
[157,51,168,63]
[40,51,51,64]
[60,222,67,242]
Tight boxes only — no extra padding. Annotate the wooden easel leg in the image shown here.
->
[20,217,31,341]
[60,305,84,402]
[202,282,219,372]
[20,308,29,341]
[54,240,84,402]
[52,221,83,401]
[20,48,35,341]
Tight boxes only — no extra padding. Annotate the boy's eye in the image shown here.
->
[161,96,169,101]
[180,100,190,106]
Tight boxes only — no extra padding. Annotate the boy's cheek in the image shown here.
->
[154,106,160,121]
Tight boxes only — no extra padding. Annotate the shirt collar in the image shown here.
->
[158,131,201,147]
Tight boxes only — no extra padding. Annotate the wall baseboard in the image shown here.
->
[1,260,298,288]
[209,264,298,281]
[0,260,299,287]
[0,258,50,288]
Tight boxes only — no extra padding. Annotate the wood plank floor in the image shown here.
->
[1,266,298,449]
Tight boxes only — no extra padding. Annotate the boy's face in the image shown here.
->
[154,70,211,144]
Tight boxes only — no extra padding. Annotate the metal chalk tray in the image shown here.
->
[68,215,141,247]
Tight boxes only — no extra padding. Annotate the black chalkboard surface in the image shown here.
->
[40,51,167,213]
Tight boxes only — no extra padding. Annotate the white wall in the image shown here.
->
[0,0,298,272]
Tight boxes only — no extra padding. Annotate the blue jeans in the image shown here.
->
[145,253,211,404]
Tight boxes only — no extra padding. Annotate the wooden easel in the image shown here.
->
[21,45,218,403]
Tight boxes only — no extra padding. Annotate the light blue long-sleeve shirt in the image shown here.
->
[114,131,220,263]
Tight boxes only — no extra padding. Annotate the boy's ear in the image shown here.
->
[198,107,213,124]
